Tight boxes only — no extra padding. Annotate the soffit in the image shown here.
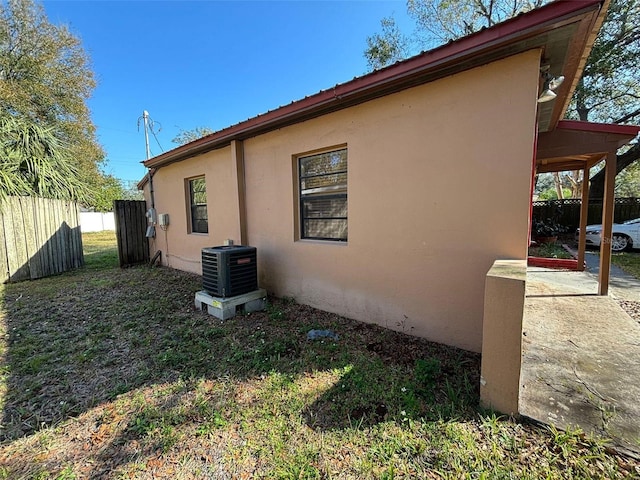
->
[536,120,640,173]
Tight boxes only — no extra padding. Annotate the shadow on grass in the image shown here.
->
[0,259,480,476]
[302,336,479,432]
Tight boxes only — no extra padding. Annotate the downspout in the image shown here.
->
[148,168,156,211]
[144,168,157,240]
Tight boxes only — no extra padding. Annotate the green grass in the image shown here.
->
[611,251,640,279]
[0,233,637,478]
[81,230,118,270]
[528,242,573,259]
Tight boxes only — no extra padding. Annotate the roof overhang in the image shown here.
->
[140,0,606,176]
[137,171,150,191]
[536,120,640,173]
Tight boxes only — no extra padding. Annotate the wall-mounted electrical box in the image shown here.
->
[158,213,170,226]
[146,208,157,224]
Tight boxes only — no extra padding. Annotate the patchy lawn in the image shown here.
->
[0,232,638,479]
[612,250,640,280]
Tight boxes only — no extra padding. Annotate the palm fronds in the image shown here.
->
[0,114,88,205]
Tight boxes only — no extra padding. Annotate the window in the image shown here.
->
[298,148,347,241]
[188,176,208,234]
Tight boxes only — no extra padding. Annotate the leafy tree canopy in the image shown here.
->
[615,159,640,197]
[89,175,146,212]
[0,0,115,209]
[365,0,545,70]
[172,126,215,146]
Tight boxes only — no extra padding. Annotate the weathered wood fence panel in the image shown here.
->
[533,197,640,230]
[0,197,84,283]
[114,200,149,267]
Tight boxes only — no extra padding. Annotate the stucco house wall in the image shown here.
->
[146,50,540,352]
[149,145,239,273]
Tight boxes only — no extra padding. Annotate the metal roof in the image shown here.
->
[141,0,606,177]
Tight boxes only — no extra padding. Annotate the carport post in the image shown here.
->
[577,165,589,271]
[598,152,616,296]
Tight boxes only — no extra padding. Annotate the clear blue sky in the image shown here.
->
[42,1,413,185]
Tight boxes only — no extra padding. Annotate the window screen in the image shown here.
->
[299,148,347,241]
[188,177,208,234]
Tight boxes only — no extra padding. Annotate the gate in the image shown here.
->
[114,200,149,267]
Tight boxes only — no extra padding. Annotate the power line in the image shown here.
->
[150,127,163,153]
[137,111,164,160]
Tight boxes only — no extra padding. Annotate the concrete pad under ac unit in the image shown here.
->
[195,289,267,320]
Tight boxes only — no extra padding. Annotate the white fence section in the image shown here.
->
[80,212,116,232]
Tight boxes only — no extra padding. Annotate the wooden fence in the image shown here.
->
[532,197,640,229]
[0,197,84,283]
[114,200,149,267]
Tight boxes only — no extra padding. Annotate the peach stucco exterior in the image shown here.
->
[146,50,541,352]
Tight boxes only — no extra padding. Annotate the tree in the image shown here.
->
[365,17,409,71]
[0,114,87,205]
[365,0,545,68]
[86,177,144,212]
[0,0,106,207]
[172,126,215,146]
[569,0,640,198]
[405,0,544,43]
[121,180,145,201]
[615,157,640,197]
[365,0,640,198]
[89,175,126,212]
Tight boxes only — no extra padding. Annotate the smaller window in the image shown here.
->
[298,148,347,241]
[188,177,208,234]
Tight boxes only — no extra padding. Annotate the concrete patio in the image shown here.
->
[520,263,640,457]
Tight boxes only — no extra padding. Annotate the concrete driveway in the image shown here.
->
[520,258,640,457]
[583,250,640,302]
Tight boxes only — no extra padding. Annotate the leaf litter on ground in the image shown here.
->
[0,232,638,479]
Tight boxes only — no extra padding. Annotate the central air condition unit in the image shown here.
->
[201,245,257,298]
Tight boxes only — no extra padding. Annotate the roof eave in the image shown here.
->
[143,0,605,171]
[557,120,640,137]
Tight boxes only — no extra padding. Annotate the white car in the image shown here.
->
[576,218,640,252]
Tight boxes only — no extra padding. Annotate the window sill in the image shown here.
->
[296,238,348,246]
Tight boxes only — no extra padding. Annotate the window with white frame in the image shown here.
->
[187,176,208,234]
[298,148,347,241]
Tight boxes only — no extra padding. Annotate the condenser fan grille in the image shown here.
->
[202,246,257,298]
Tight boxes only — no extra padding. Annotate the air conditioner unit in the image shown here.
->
[201,245,257,298]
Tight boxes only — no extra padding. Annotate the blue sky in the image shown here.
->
[42,1,413,184]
